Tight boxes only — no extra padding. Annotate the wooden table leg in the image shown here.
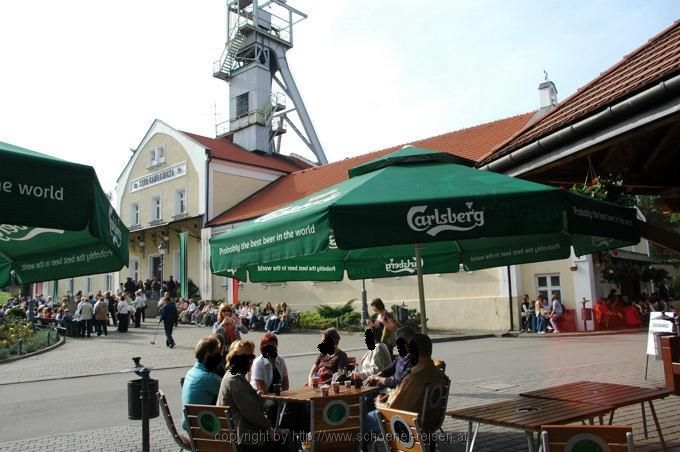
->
[641,402,648,439]
[608,410,615,425]
[598,416,604,425]
[647,401,667,451]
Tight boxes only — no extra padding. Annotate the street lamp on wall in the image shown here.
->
[158,241,167,282]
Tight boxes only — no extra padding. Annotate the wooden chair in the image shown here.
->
[157,389,192,451]
[660,335,680,395]
[347,356,357,372]
[540,425,634,452]
[183,404,237,452]
[377,376,451,452]
[309,392,363,451]
[433,360,446,373]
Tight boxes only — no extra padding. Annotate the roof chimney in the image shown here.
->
[538,79,558,110]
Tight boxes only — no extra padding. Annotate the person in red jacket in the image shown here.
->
[623,301,642,327]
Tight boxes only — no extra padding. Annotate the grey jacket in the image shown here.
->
[217,372,270,445]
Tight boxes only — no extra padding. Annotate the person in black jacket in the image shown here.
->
[159,299,178,348]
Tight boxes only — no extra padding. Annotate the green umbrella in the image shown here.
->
[0,140,129,286]
[210,147,639,332]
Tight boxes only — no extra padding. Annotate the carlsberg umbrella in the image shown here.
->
[0,140,129,286]
[210,147,639,332]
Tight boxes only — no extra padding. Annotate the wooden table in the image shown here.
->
[262,384,380,452]
[520,380,673,449]
[447,396,613,452]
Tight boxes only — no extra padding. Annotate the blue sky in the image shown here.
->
[0,1,678,195]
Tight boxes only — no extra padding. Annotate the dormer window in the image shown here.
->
[149,145,165,167]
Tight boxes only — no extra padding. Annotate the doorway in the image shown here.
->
[151,255,163,282]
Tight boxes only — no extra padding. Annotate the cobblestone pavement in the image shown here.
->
[0,321,373,385]
[1,330,678,451]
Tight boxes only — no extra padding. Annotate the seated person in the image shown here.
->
[265,303,283,332]
[307,328,348,385]
[274,303,290,334]
[364,334,447,440]
[365,326,416,389]
[181,336,223,431]
[623,301,642,327]
[251,333,289,393]
[251,333,289,424]
[358,328,392,379]
[218,340,291,451]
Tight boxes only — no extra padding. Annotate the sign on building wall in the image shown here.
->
[129,162,187,193]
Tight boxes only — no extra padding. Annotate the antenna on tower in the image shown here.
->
[212,0,327,165]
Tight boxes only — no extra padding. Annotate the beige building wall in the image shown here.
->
[213,268,511,331]
[519,258,575,308]
[211,172,272,218]
[121,133,200,227]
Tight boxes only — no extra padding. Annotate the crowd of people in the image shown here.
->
[520,289,678,333]
[180,297,446,451]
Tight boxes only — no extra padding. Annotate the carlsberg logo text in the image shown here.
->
[407,203,485,236]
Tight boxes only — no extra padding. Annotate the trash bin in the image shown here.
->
[396,303,409,324]
[127,378,159,420]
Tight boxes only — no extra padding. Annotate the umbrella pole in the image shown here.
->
[361,279,369,327]
[415,244,428,335]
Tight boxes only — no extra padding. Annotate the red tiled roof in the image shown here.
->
[208,113,534,226]
[478,19,680,166]
[183,132,311,173]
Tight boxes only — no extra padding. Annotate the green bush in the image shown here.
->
[4,307,26,322]
[316,300,356,318]
[299,312,335,330]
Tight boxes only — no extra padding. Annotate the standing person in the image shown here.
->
[548,292,563,334]
[534,293,547,334]
[117,295,132,332]
[124,277,136,297]
[166,276,177,298]
[520,294,534,332]
[160,297,178,348]
[93,296,109,336]
[77,296,94,338]
[133,290,146,328]
[105,291,117,327]
[366,298,398,352]
[213,303,248,351]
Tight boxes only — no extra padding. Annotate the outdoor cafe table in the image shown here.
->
[520,380,674,449]
[261,385,380,449]
[447,396,613,452]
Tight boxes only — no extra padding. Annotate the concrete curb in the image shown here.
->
[0,333,65,365]
[509,328,647,338]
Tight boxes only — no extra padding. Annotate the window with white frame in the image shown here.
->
[105,274,113,291]
[130,203,140,226]
[129,257,140,281]
[149,145,165,167]
[536,273,562,302]
[173,251,181,281]
[175,188,186,215]
[68,278,74,295]
[151,195,162,221]
[86,276,93,294]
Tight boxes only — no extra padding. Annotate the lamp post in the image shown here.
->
[158,241,167,285]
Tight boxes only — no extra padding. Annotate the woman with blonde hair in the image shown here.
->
[213,303,248,351]
[217,341,290,450]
